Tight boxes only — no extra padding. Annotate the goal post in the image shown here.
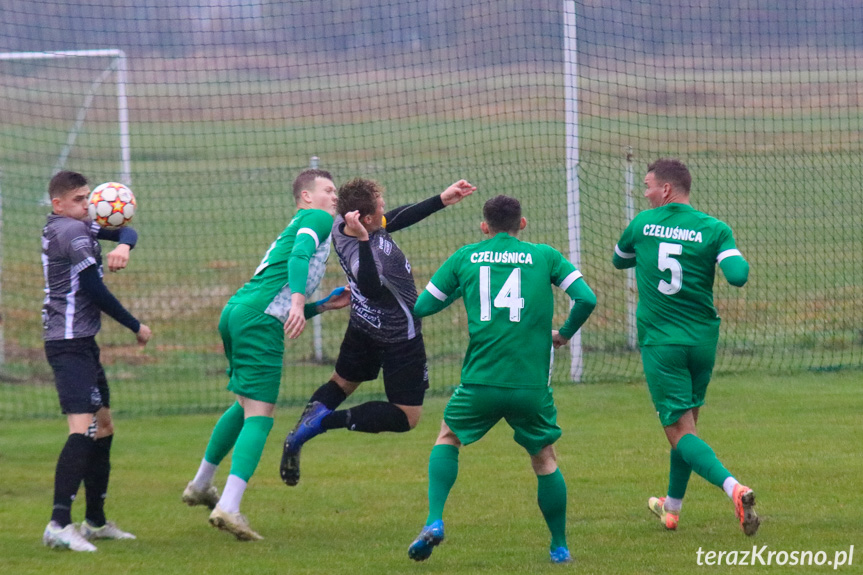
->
[0,49,129,367]
[0,49,131,186]
[563,1,583,382]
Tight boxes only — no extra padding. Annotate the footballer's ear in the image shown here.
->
[299,188,312,205]
[480,221,490,235]
[519,217,527,230]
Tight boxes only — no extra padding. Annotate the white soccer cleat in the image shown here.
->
[80,520,137,540]
[43,521,97,552]
[182,481,220,509]
[209,505,263,541]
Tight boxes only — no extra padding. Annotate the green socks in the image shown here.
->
[229,416,274,482]
[676,433,732,489]
[425,444,459,525]
[204,401,245,466]
[537,468,567,550]
[423,444,568,551]
[667,447,692,499]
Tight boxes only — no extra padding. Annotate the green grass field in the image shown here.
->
[1,370,861,574]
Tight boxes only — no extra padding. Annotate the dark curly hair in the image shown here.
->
[337,178,382,218]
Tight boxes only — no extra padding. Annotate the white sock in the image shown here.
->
[723,476,740,499]
[663,496,683,512]
[218,475,247,513]
[191,458,218,490]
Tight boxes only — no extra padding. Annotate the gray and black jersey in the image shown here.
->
[332,194,446,344]
[41,215,106,340]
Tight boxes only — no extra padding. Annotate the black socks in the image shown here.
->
[84,435,113,527]
[51,433,94,527]
[323,401,411,433]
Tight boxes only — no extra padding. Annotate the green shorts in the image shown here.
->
[641,343,716,427]
[218,302,284,404]
[443,383,562,456]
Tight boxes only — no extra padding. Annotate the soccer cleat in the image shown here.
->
[549,546,574,564]
[80,520,136,541]
[408,520,445,561]
[279,401,332,486]
[208,505,263,541]
[648,496,679,530]
[732,484,760,536]
[43,521,97,552]
[182,481,220,510]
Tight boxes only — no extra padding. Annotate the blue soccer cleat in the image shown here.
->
[408,520,445,561]
[550,546,574,564]
[279,401,332,486]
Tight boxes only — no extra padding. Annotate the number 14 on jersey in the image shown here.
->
[479,266,524,322]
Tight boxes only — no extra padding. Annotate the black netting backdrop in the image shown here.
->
[1,1,861,417]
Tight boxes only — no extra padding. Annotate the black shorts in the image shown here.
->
[334,324,429,406]
[44,336,109,414]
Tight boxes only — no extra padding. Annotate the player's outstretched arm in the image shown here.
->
[383,180,474,233]
[719,253,749,287]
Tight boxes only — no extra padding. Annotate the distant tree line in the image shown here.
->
[1,0,860,62]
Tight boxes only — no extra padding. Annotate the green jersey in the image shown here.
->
[614,203,743,346]
[229,209,333,322]
[421,233,586,388]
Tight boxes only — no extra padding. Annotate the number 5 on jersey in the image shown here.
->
[658,242,682,295]
[479,266,524,322]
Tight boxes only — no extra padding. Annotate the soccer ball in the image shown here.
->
[88,182,136,229]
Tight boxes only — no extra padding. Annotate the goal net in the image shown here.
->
[0,1,861,418]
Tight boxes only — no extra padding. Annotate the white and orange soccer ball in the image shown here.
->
[88,182,136,229]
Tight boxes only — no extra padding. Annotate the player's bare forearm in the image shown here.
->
[285,293,307,338]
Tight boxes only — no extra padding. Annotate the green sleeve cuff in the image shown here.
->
[413,287,461,317]
[719,255,749,287]
[559,278,597,339]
